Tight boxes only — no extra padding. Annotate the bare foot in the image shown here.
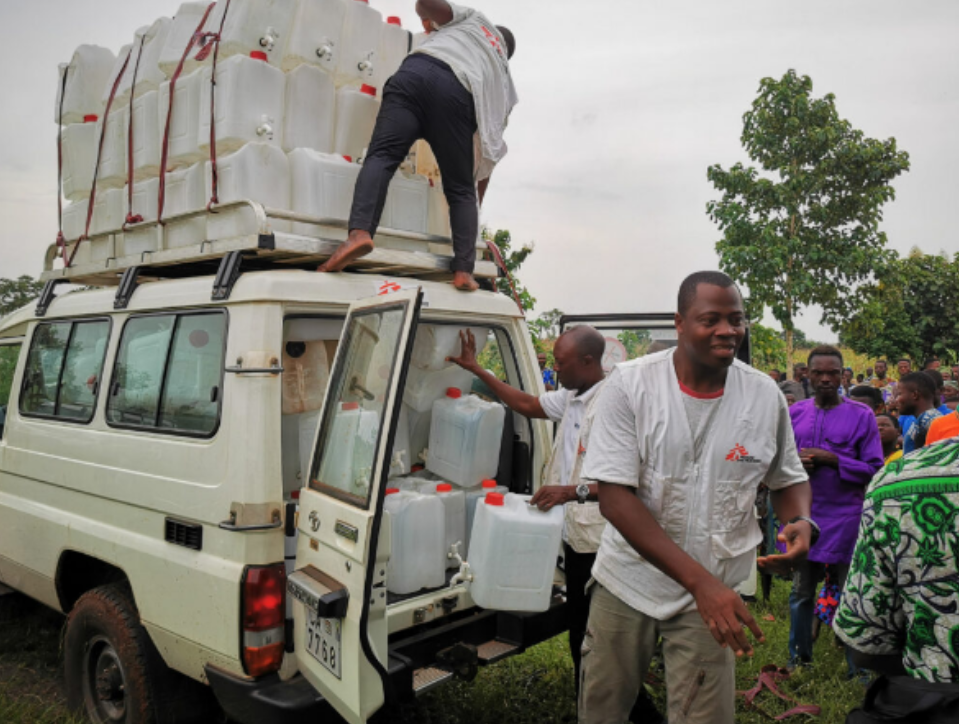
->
[453,271,479,292]
[317,231,375,273]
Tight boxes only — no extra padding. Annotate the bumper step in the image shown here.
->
[476,640,519,665]
[413,667,454,695]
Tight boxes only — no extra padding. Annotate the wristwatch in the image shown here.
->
[576,483,590,504]
[787,516,821,547]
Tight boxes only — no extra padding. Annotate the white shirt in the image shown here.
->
[540,384,603,487]
[582,349,807,619]
[414,3,518,178]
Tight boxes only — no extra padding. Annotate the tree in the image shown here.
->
[0,276,44,319]
[707,70,910,375]
[485,229,536,313]
[840,248,959,364]
[529,308,564,341]
[751,323,789,371]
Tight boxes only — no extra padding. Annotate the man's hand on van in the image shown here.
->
[530,485,574,511]
[447,330,480,373]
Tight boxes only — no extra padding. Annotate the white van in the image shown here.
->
[0,202,709,722]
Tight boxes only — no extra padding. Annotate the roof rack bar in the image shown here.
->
[212,251,244,301]
[114,267,141,310]
[36,279,71,318]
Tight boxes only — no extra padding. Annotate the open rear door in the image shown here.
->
[290,288,422,724]
[559,313,751,371]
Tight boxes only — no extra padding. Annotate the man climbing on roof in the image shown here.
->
[318,0,518,292]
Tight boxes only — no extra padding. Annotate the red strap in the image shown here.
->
[157,2,218,226]
[205,0,233,212]
[485,238,524,313]
[124,33,148,229]
[66,47,133,268]
[56,65,70,262]
[738,665,821,720]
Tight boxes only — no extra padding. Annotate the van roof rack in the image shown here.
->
[42,200,501,288]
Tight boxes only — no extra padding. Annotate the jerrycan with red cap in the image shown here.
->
[384,489,446,595]
[333,83,380,161]
[468,493,564,612]
[374,16,410,89]
[426,389,505,487]
[335,0,383,88]
[421,483,466,568]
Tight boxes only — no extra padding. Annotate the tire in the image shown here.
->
[63,584,221,724]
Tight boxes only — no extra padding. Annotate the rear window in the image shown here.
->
[20,319,110,423]
[107,311,227,437]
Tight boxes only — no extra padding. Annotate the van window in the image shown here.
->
[108,312,226,437]
[0,342,22,437]
[20,320,110,423]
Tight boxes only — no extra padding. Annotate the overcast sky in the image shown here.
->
[1,0,956,341]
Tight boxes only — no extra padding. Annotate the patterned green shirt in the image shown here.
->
[835,439,959,683]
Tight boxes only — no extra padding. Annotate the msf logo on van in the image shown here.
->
[726,444,763,464]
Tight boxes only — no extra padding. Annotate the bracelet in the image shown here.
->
[787,516,820,547]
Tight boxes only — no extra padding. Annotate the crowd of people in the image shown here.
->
[451,273,959,723]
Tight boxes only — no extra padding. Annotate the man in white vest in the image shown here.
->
[578,271,816,724]
[449,325,662,715]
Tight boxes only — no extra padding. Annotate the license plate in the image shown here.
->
[305,610,342,679]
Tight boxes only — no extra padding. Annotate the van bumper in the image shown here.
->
[205,666,333,724]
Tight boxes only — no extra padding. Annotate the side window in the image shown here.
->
[20,320,110,423]
[0,343,23,437]
[108,312,226,436]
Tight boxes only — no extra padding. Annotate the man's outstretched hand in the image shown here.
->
[757,520,812,577]
[446,329,479,373]
[691,576,765,657]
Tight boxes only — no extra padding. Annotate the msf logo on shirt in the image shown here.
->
[481,25,506,60]
[726,444,762,464]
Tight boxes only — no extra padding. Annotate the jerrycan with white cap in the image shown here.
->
[55,46,116,125]
[384,489,446,596]
[283,64,335,154]
[282,0,347,74]
[198,52,286,156]
[468,492,564,612]
[316,402,380,495]
[333,83,379,162]
[427,390,505,487]
[204,0,298,67]
[61,115,100,201]
[335,0,382,88]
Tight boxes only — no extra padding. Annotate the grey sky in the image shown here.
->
[1,1,956,342]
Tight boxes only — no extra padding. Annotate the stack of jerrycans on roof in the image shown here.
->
[54,0,441,270]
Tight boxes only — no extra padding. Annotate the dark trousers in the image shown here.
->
[348,53,478,273]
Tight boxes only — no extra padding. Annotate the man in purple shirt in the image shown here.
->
[787,345,884,672]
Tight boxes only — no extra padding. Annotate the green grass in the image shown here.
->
[0,580,866,723]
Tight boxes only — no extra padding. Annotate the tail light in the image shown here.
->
[241,563,287,677]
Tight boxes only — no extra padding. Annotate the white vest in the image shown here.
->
[543,380,608,554]
[586,349,800,619]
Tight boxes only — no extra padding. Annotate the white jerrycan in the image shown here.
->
[198,52,286,156]
[164,163,207,249]
[289,150,360,233]
[283,64,336,154]
[316,402,380,496]
[465,480,508,555]
[282,0,347,74]
[205,0,298,67]
[101,44,133,111]
[427,179,452,238]
[159,2,217,78]
[132,19,173,98]
[205,143,291,237]
[124,178,162,257]
[468,493,564,612]
[62,200,88,243]
[431,483,467,569]
[411,324,489,372]
[384,490,447,596]
[131,90,162,181]
[96,108,129,190]
[55,46,116,125]
[335,0,382,88]
[61,116,100,201]
[383,172,429,234]
[91,187,125,236]
[374,16,410,90]
[332,84,379,162]
[403,365,474,414]
[427,390,505,487]
[158,69,206,169]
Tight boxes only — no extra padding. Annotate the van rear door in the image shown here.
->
[290,288,422,724]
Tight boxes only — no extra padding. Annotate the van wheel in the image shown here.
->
[64,585,163,724]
